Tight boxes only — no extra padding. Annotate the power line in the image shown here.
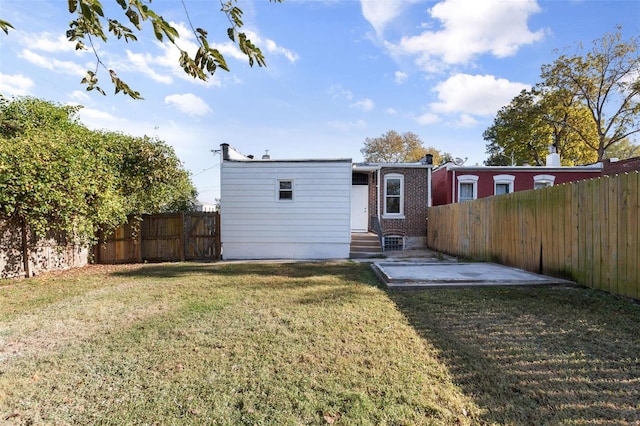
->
[192,163,220,177]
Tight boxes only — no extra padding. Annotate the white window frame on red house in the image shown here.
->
[533,174,556,189]
[383,174,404,218]
[457,175,478,202]
[493,174,515,195]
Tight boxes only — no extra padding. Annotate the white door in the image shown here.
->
[351,185,368,232]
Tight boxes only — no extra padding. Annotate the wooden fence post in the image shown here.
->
[180,212,186,262]
[215,211,221,261]
[136,217,143,263]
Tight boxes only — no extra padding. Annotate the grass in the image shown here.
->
[1,262,639,425]
[390,286,640,425]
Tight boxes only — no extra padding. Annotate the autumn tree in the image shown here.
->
[1,0,282,98]
[604,138,640,159]
[361,130,444,164]
[540,30,640,160]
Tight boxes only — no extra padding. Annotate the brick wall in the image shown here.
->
[602,157,640,175]
[0,219,88,279]
[368,168,429,247]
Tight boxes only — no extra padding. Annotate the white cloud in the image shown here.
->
[125,50,174,84]
[455,114,479,128]
[328,84,354,101]
[386,108,398,115]
[394,71,408,84]
[212,30,299,64]
[263,38,299,63]
[415,112,441,125]
[69,90,90,102]
[0,73,34,96]
[18,50,86,76]
[387,0,546,71]
[351,98,375,111]
[76,107,164,139]
[430,73,530,116]
[76,107,133,133]
[165,93,212,117]
[22,32,78,53]
[360,0,419,35]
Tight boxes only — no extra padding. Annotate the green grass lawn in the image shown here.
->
[1,262,638,425]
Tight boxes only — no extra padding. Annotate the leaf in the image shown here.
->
[211,50,229,72]
[125,8,141,30]
[91,1,105,18]
[323,412,341,424]
[0,19,14,35]
[152,21,163,42]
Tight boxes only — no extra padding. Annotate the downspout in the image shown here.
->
[427,167,432,207]
[451,168,456,203]
[376,167,381,222]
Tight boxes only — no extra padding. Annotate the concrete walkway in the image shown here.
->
[370,248,575,289]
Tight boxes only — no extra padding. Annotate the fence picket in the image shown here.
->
[427,172,639,300]
[96,212,220,263]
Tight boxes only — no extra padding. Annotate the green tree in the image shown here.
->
[106,131,197,214]
[484,89,550,166]
[483,88,598,166]
[1,0,282,99]
[0,97,125,241]
[604,138,640,159]
[361,130,442,163]
[540,29,640,160]
[0,97,196,245]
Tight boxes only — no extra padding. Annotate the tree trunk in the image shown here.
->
[21,218,31,278]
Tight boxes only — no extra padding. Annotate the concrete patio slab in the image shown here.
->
[372,261,575,289]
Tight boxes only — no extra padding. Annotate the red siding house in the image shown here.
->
[432,154,602,205]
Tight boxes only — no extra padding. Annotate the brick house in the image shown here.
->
[431,153,602,205]
[352,157,433,250]
[601,156,640,175]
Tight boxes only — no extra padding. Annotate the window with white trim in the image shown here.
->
[533,174,555,189]
[278,180,293,200]
[384,174,404,217]
[493,174,515,195]
[457,175,478,202]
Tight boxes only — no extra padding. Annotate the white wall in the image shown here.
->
[221,160,352,259]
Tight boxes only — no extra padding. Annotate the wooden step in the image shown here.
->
[349,232,382,258]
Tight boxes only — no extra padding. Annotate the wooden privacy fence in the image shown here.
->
[95,212,221,263]
[427,172,639,300]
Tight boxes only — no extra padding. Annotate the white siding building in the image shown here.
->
[220,144,352,259]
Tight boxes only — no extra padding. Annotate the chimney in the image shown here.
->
[220,143,230,161]
[546,144,561,167]
[262,150,271,160]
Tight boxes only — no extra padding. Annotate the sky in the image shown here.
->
[1,0,638,205]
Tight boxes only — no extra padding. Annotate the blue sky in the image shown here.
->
[1,0,638,205]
